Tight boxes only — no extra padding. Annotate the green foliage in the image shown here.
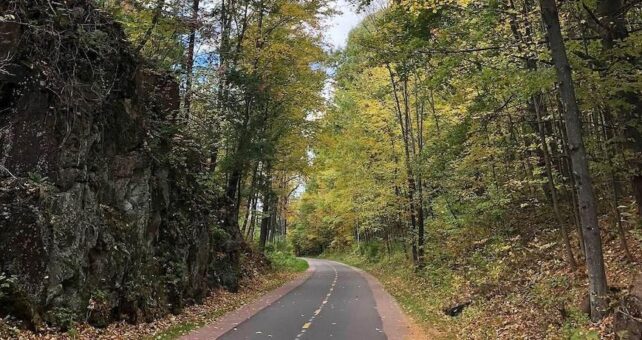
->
[559,306,596,340]
[151,321,200,340]
[101,0,186,69]
[66,327,80,338]
[86,289,112,327]
[3,0,640,336]
[266,251,308,273]
[357,242,381,262]
[302,18,642,327]
[0,273,17,301]
[210,225,231,244]
[27,171,48,184]
[46,307,77,331]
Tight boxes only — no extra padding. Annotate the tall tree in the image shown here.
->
[538,0,608,320]
[183,0,200,117]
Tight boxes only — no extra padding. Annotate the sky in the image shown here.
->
[300,1,365,197]
[324,0,364,49]
[320,0,365,101]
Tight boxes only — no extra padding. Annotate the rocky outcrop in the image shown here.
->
[0,0,241,329]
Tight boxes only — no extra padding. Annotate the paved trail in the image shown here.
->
[184,258,412,340]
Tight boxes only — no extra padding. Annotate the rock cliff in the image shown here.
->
[0,0,242,329]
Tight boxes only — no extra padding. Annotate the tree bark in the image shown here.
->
[269,196,278,242]
[241,162,260,238]
[539,0,608,320]
[386,64,419,265]
[259,164,272,251]
[183,0,200,117]
[600,111,634,262]
[259,192,270,250]
[222,167,243,240]
[555,97,585,255]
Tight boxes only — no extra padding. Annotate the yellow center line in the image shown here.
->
[295,262,338,339]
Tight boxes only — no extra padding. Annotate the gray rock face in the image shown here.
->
[0,0,241,329]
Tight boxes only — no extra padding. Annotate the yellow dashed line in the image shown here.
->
[295,263,338,339]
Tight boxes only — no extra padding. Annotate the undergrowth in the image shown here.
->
[267,251,309,273]
[265,239,310,273]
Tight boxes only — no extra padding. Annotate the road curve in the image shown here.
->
[184,258,411,340]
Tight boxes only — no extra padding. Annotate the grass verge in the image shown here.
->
[267,251,309,273]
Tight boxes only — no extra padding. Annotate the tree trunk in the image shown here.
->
[259,164,272,251]
[240,191,255,238]
[555,97,585,255]
[594,0,642,219]
[386,64,419,265]
[259,190,271,251]
[539,0,608,320]
[533,95,577,269]
[268,196,278,243]
[600,111,634,262]
[247,202,257,241]
[135,0,165,53]
[241,162,260,237]
[183,0,200,117]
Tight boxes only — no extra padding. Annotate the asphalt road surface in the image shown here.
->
[218,259,389,340]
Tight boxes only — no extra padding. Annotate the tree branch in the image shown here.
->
[135,0,165,54]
